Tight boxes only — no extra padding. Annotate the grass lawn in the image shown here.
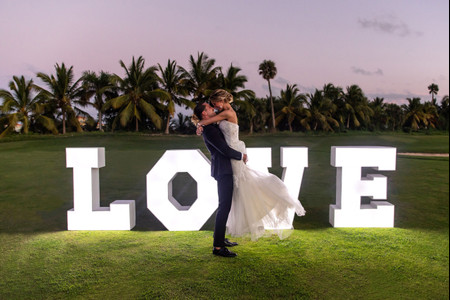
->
[0,132,448,299]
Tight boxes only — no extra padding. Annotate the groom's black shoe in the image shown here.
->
[213,247,237,258]
[224,238,238,247]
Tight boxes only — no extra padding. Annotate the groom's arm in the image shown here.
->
[203,125,243,161]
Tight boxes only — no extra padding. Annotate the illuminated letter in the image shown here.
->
[330,147,396,228]
[147,150,218,231]
[66,148,136,230]
[278,147,309,229]
[247,147,309,230]
[246,148,272,173]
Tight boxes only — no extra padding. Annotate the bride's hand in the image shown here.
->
[196,125,204,136]
[243,154,248,164]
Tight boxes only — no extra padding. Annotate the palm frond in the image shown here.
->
[120,102,134,127]
[139,99,162,129]
[36,115,58,134]
[106,95,129,110]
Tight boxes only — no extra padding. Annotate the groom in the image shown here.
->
[194,101,247,258]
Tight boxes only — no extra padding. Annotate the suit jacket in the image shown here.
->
[202,123,242,180]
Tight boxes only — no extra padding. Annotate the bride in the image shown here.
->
[196,89,306,240]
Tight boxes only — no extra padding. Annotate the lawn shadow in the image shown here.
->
[4,186,447,234]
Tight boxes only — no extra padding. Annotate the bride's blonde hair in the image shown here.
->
[209,89,234,104]
[191,114,201,126]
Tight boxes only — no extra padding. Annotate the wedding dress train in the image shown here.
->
[219,121,306,240]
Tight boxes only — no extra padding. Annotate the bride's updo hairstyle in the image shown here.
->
[209,89,234,104]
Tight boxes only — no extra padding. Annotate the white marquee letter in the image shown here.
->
[330,147,396,228]
[246,148,272,173]
[147,150,218,231]
[66,148,136,230]
[247,147,308,230]
[278,147,309,229]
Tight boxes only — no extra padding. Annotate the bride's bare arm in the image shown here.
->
[199,110,233,126]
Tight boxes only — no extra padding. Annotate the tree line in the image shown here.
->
[0,53,448,138]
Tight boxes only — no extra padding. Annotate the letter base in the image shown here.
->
[330,201,395,228]
[67,200,136,230]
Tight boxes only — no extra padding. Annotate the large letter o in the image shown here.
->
[146,150,218,231]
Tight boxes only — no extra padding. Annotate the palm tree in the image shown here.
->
[235,95,258,134]
[219,64,255,101]
[369,97,387,130]
[104,56,167,132]
[302,89,339,132]
[423,101,439,129]
[0,76,57,137]
[217,64,257,133]
[385,103,403,131]
[0,104,5,129]
[157,60,193,134]
[323,83,346,129]
[438,95,449,131]
[35,63,85,134]
[402,97,438,131]
[428,83,439,102]
[170,112,196,134]
[323,83,344,101]
[343,85,373,129]
[81,71,117,132]
[275,84,306,132]
[179,52,221,102]
[235,96,270,134]
[258,60,277,132]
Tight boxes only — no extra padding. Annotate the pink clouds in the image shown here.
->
[0,0,448,105]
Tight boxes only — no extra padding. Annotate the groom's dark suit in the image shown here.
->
[202,123,242,248]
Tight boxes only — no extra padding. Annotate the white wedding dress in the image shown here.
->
[219,120,306,240]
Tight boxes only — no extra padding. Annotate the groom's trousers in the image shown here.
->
[213,174,234,248]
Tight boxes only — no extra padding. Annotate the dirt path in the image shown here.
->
[398,153,449,157]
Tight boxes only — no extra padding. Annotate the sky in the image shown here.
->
[0,0,449,109]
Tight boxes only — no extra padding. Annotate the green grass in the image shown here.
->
[0,133,448,299]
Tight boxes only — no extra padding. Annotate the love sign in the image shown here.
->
[66,146,396,231]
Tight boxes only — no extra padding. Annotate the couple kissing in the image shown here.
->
[192,89,306,258]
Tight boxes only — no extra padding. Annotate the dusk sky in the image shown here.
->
[1,0,449,108]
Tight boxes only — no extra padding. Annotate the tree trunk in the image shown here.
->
[135,117,139,132]
[268,80,276,132]
[23,116,29,134]
[165,116,171,135]
[62,109,66,134]
[98,111,103,132]
[289,121,293,132]
[346,115,350,129]
[249,119,254,135]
